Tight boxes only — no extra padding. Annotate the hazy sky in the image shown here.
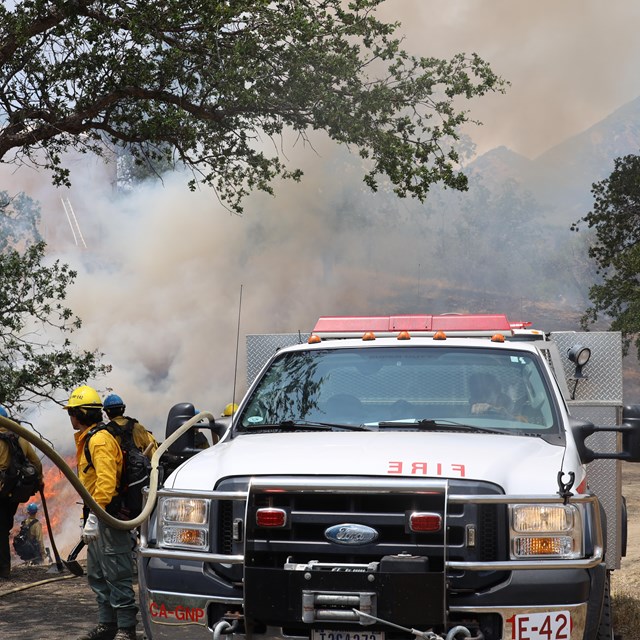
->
[9,0,640,452]
[379,0,640,158]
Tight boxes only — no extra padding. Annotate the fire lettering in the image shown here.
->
[411,462,427,474]
[387,461,466,477]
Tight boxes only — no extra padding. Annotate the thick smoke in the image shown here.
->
[14,141,398,450]
[379,0,640,158]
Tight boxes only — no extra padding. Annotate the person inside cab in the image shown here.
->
[469,373,511,416]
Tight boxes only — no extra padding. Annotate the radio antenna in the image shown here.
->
[230,284,243,427]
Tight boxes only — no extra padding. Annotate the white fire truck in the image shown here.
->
[138,314,640,640]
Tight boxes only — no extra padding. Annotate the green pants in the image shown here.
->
[86,522,138,628]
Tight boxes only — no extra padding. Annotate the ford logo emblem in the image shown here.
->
[324,523,379,545]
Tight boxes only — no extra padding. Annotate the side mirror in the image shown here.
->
[161,403,221,478]
[165,403,230,453]
[621,404,640,461]
[165,402,198,455]
[571,419,597,463]
[571,405,640,464]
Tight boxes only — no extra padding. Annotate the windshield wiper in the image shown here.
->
[246,420,375,432]
[376,418,509,435]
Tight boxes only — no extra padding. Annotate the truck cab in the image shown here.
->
[138,314,640,640]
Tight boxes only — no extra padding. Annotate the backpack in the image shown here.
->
[83,418,151,519]
[0,431,41,503]
[12,518,40,560]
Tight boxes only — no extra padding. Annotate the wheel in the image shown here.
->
[597,570,614,640]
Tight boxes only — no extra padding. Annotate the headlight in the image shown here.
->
[158,497,210,551]
[510,504,583,559]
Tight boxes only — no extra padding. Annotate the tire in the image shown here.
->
[597,570,614,640]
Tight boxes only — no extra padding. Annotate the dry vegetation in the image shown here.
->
[611,463,640,635]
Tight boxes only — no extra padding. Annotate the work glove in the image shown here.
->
[82,513,100,544]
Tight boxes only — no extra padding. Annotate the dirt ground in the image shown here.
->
[0,561,145,640]
[2,465,640,640]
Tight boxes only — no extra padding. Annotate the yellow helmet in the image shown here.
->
[63,385,103,410]
[222,402,238,417]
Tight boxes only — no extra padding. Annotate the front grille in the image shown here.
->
[214,476,508,592]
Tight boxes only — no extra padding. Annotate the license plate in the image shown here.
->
[311,631,385,640]
[507,611,572,640]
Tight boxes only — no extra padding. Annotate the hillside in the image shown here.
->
[467,95,640,226]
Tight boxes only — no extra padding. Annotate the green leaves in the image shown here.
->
[0,191,41,251]
[574,154,640,356]
[1,0,506,213]
[0,234,110,414]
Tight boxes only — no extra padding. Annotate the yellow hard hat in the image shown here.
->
[63,385,103,410]
[222,402,239,417]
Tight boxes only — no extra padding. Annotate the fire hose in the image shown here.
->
[0,573,78,596]
[0,411,212,530]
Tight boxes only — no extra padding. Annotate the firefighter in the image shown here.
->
[14,502,47,564]
[0,405,43,579]
[64,386,138,640]
[221,402,238,417]
[102,393,158,459]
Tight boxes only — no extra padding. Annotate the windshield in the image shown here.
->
[236,346,559,434]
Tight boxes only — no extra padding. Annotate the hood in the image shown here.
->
[168,431,577,495]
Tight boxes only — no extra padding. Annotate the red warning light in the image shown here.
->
[409,512,442,532]
[256,508,287,528]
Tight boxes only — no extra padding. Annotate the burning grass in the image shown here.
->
[42,458,85,556]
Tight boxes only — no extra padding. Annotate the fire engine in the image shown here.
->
[138,314,640,640]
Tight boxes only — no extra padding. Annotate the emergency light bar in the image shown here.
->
[312,314,520,339]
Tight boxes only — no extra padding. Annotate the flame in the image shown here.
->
[40,456,85,557]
